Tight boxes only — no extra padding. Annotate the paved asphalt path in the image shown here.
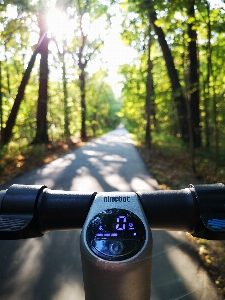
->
[0,127,222,300]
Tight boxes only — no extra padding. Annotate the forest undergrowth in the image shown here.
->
[0,138,225,298]
[0,139,85,185]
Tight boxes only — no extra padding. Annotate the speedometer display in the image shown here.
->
[86,209,146,261]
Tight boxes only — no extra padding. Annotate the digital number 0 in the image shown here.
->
[116,216,126,231]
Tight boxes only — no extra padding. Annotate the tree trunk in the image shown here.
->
[212,77,219,173]
[33,8,49,144]
[187,2,201,148]
[145,23,153,148]
[62,40,70,139]
[4,43,11,96]
[79,67,87,140]
[149,9,189,143]
[204,1,211,148]
[78,28,88,140]
[0,60,2,142]
[202,80,210,147]
[2,50,38,144]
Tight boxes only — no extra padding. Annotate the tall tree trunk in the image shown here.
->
[212,77,219,173]
[1,49,38,144]
[187,1,201,148]
[202,80,209,146]
[204,1,211,147]
[33,7,49,144]
[0,60,2,142]
[78,29,88,140]
[145,23,153,148]
[79,67,86,140]
[149,9,189,143]
[4,43,11,96]
[62,40,70,139]
[186,82,196,173]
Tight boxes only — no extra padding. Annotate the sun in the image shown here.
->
[47,8,74,42]
[46,4,137,97]
[47,8,93,43]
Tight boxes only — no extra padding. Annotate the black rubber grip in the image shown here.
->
[137,188,198,233]
[0,184,95,239]
[37,188,96,232]
[138,183,225,240]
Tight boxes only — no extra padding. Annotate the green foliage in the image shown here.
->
[86,70,121,136]
[119,39,176,141]
[0,0,120,146]
[0,1,39,142]
[151,131,187,154]
[119,63,145,133]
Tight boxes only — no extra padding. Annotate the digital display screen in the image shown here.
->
[86,209,146,261]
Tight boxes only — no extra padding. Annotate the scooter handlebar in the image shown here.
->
[0,183,224,240]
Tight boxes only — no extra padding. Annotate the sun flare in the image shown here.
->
[47,8,74,41]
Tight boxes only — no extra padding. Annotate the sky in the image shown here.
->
[46,3,136,98]
[86,5,137,98]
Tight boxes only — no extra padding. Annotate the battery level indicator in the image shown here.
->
[96,233,103,237]
[111,233,118,237]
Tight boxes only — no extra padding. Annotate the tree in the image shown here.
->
[70,0,108,140]
[0,60,2,141]
[120,0,190,143]
[86,70,120,136]
[52,37,71,139]
[1,29,47,144]
[2,48,38,144]
[62,39,71,139]
[187,1,201,148]
[0,1,38,144]
[148,4,189,143]
[203,0,211,148]
[119,63,147,134]
[33,1,49,143]
[77,20,88,140]
[145,21,153,148]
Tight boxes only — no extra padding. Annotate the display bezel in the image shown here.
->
[86,208,146,261]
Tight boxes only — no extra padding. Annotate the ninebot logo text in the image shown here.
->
[104,196,131,203]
